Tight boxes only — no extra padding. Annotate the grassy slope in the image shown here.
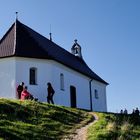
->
[87,112,140,140]
[0,99,93,140]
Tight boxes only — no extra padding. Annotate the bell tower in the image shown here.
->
[71,39,83,59]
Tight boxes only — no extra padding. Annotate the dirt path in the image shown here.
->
[64,112,98,140]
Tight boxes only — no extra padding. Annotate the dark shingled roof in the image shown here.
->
[0,20,108,85]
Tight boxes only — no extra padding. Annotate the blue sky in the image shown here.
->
[0,0,140,113]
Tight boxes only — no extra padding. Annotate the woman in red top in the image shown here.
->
[21,86,31,100]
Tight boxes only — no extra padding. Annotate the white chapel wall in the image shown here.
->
[14,57,107,112]
[0,57,107,112]
[15,57,53,101]
[91,80,107,112]
[0,58,16,98]
[15,57,91,110]
[49,61,91,110]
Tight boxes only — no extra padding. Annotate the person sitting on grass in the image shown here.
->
[21,86,32,100]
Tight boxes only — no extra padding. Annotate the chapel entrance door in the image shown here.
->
[70,86,77,108]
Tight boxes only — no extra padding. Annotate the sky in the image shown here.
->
[0,0,140,113]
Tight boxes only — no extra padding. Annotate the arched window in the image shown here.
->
[60,73,64,90]
[94,89,99,99]
[29,67,37,85]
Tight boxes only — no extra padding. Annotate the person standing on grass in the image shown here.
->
[135,107,139,116]
[124,108,128,115]
[17,82,24,99]
[47,82,55,104]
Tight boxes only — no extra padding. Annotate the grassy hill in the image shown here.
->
[87,112,140,140]
[0,99,93,140]
[1,99,140,140]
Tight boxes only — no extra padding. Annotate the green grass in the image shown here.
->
[0,98,92,140]
[87,112,140,140]
[2,98,140,140]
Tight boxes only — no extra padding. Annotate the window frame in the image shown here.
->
[94,89,99,99]
[29,67,37,85]
[60,73,64,90]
